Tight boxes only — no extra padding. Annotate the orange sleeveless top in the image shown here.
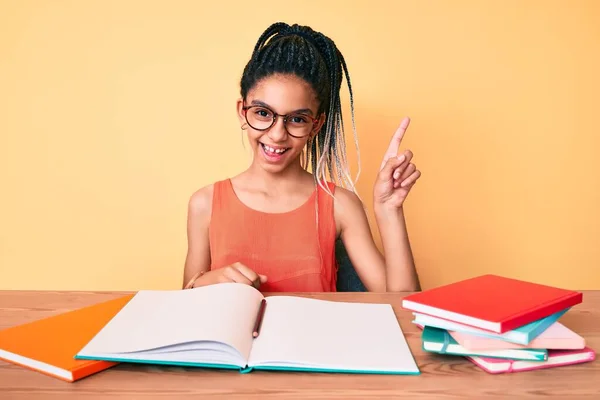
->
[208,179,338,292]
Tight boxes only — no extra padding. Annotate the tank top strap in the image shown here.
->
[208,179,237,243]
[315,180,338,291]
[211,179,237,215]
[315,181,336,225]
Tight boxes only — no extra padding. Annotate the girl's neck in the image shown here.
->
[244,160,313,193]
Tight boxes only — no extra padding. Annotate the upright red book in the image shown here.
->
[402,275,582,333]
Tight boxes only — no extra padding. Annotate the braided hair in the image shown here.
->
[240,22,360,193]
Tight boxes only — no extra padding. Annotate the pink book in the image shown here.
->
[450,322,586,350]
[467,347,595,374]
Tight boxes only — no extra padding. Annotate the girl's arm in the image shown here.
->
[334,188,420,292]
[335,117,422,292]
[182,185,214,288]
[373,203,421,292]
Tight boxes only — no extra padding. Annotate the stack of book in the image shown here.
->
[402,274,596,373]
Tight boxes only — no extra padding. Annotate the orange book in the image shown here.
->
[0,294,133,382]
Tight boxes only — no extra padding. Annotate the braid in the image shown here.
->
[250,22,288,59]
[240,22,360,194]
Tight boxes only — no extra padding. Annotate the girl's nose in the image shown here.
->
[268,117,288,142]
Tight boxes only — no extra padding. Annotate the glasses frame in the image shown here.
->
[242,104,320,138]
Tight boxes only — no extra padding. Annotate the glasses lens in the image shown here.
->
[246,106,274,130]
[245,106,314,137]
[286,114,313,138]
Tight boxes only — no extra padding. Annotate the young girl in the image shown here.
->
[183,22,421,292]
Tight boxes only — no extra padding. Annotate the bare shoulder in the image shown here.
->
[188,183,215,220]
[333,186,364,209]
[332,186,368,236]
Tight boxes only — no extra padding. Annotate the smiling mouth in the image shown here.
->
[260,143,290,155]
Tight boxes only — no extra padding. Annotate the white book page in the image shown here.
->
[247,296,419,373]
[413,313,526,343]
[78,283,264,365]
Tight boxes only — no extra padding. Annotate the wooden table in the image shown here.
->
[0,291,598,399]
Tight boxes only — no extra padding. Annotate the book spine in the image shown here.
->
[73,361,118,381]
[499,293,582,333]
[440,331,451,354]
[537,350,548,361]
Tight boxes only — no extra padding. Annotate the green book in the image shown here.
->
[422,326,547,361]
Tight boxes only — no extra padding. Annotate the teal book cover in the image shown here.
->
[414,307,569,345]
[422,326,548,361]
[75,355,421,375]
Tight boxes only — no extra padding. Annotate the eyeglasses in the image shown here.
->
[242,104,319,138]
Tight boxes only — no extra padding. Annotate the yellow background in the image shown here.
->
[1,0,599,291]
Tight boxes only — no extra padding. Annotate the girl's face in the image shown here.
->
[237,74,324,174]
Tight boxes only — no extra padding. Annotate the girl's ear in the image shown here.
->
[236,98,246,127]
[311,112,326,138]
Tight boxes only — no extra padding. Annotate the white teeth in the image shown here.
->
[263,144,286,154]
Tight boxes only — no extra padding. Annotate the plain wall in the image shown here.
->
[1,0,599,290]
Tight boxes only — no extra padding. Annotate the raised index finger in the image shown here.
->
[380,117,410,169]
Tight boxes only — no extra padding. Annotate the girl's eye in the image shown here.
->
[289,115,310,124]
[254,108,273,119]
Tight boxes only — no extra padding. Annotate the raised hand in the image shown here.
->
[374,117,421,209]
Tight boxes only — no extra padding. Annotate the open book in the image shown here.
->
[76,283,420,375]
